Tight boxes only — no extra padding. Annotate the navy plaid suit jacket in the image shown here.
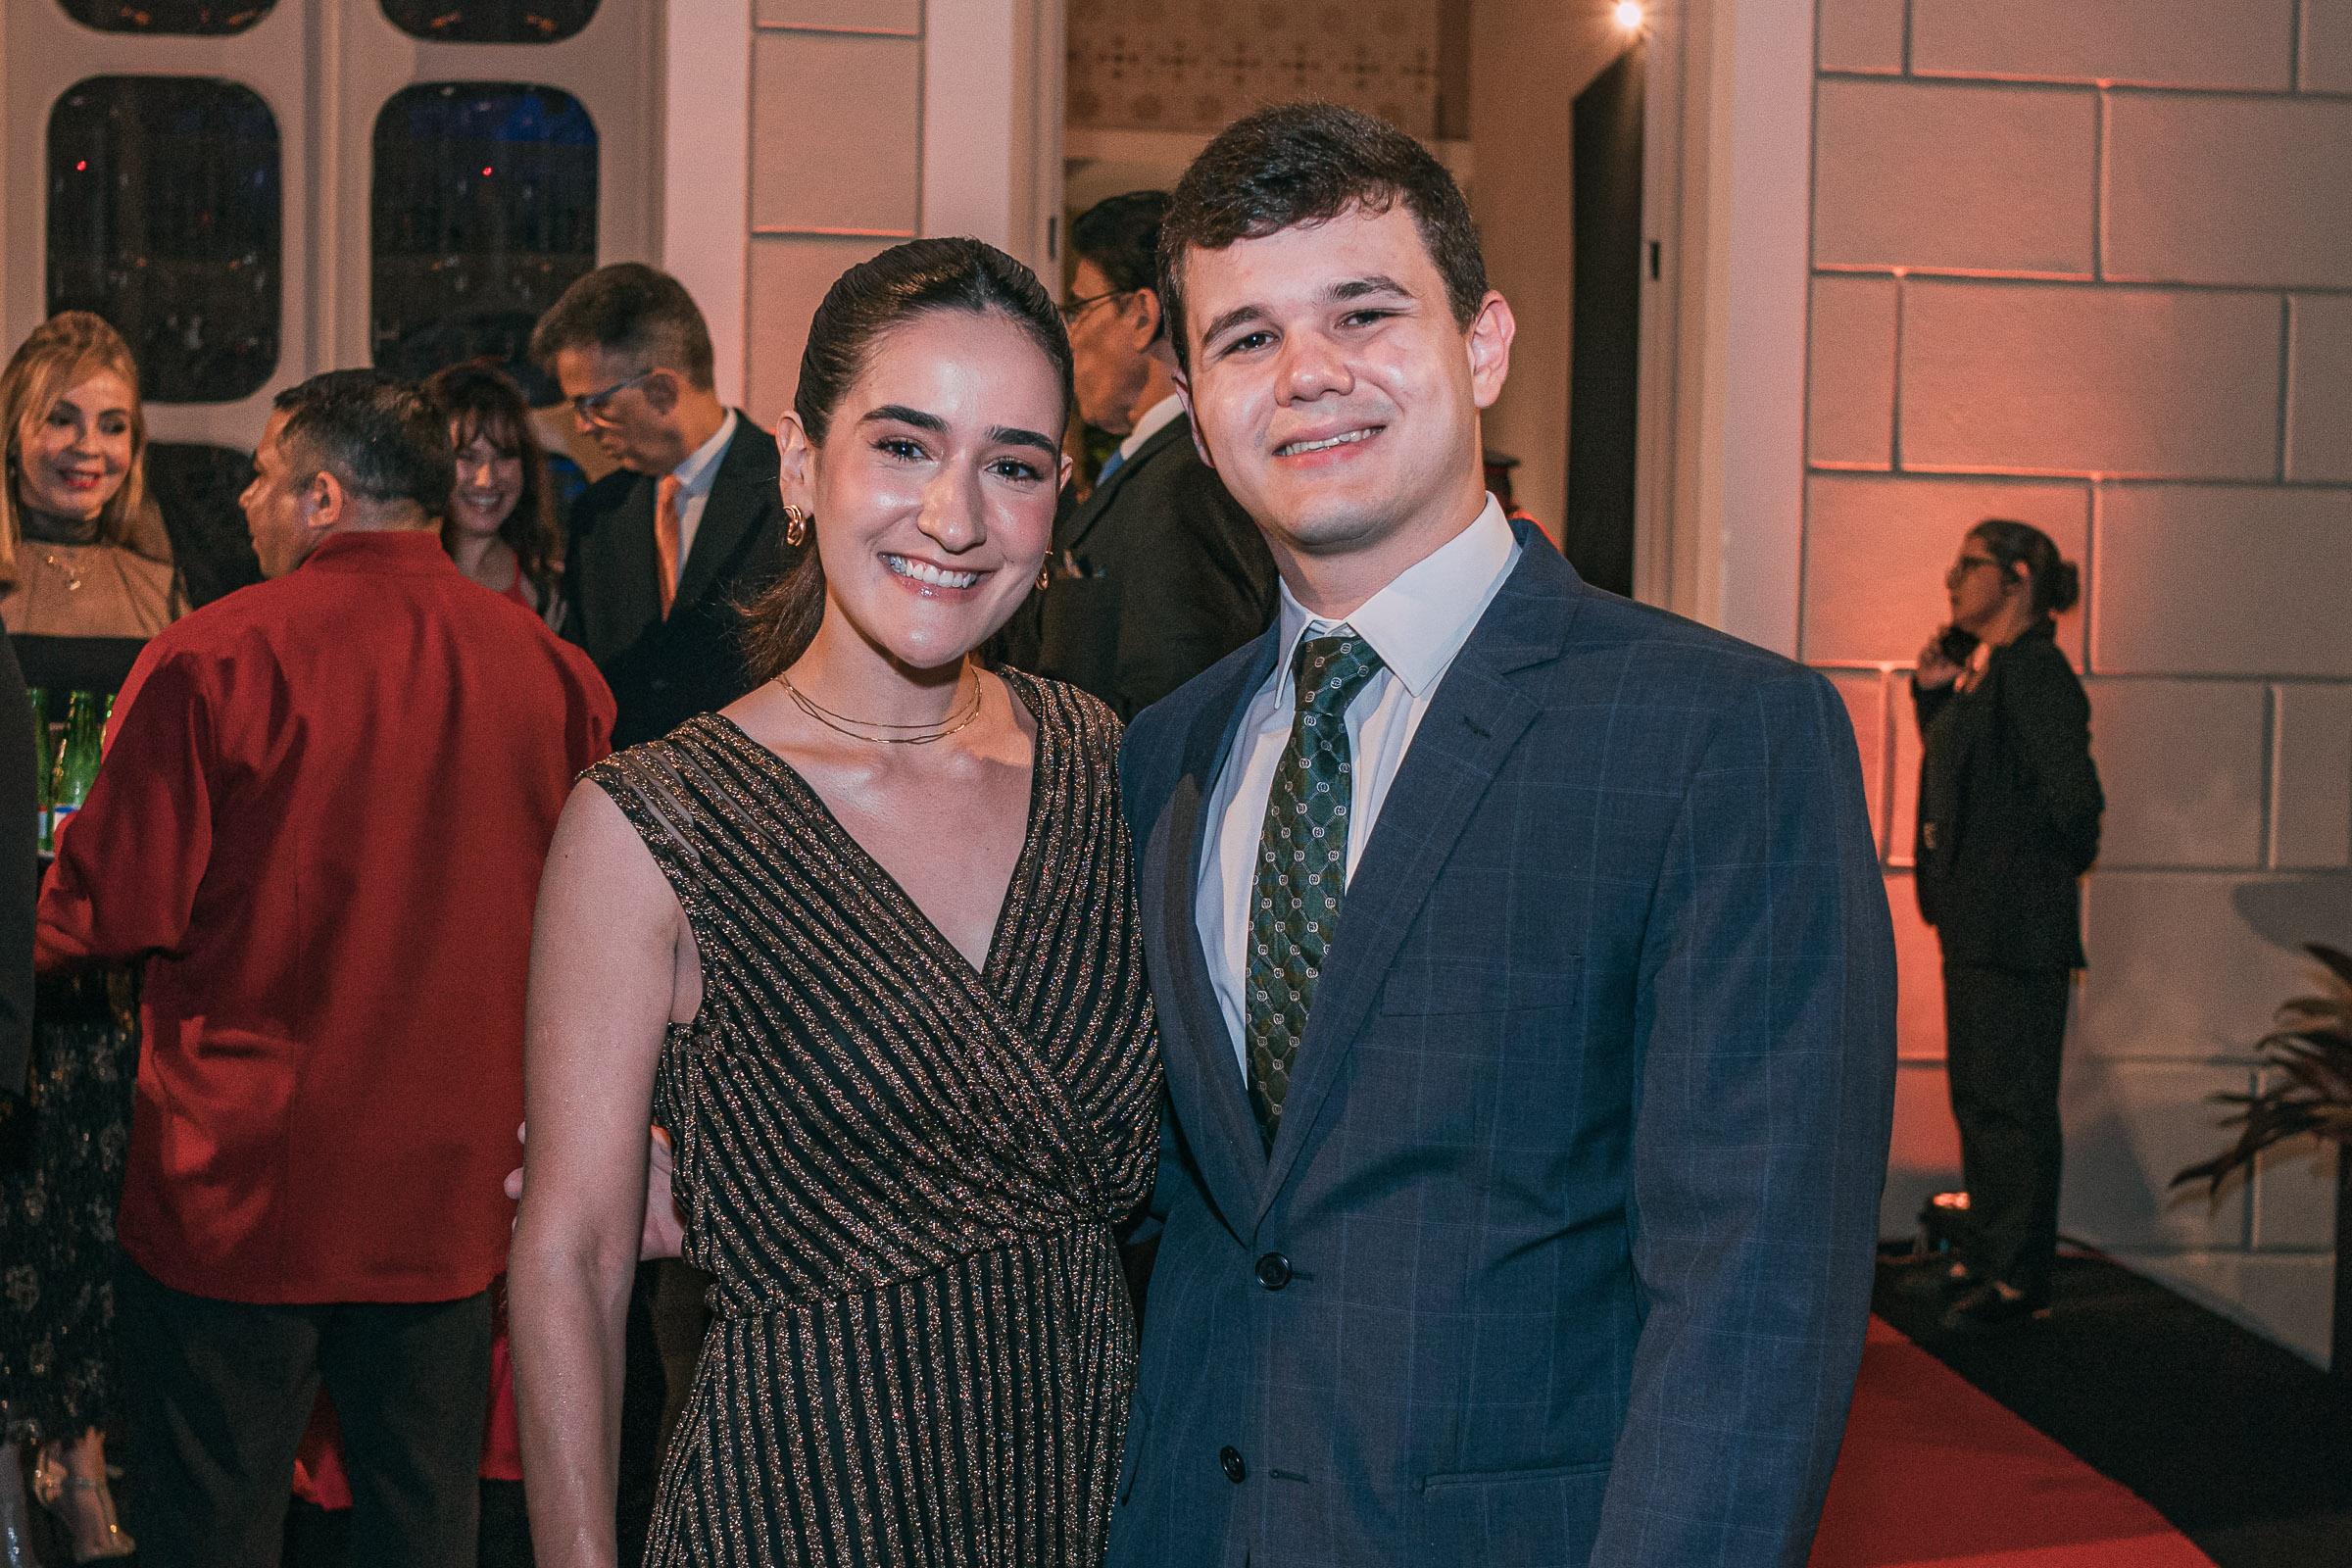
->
[1108,527,1897,1568]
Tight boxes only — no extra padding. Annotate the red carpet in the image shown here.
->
[1810,1318,2216,1567]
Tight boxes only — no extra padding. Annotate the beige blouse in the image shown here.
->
[2,537,184,639]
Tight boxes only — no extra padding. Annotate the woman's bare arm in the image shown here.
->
[508,780,697,1568]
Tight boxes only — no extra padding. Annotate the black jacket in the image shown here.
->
[1912,619,2103,969]
[1028,414,1276,718]
[562,413,794,749]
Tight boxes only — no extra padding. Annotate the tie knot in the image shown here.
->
[1291,633,1384,718]
[657,473,683,505]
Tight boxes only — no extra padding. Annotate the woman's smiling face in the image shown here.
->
[17,368,134,523]
[450,424,525,540]
[792,308,1068,673]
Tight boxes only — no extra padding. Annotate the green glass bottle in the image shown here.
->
[28,686,53,853]
[48,690,106,841]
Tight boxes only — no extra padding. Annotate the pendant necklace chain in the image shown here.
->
[776,661,983,746]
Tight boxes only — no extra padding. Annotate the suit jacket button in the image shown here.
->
[1218,1446,1247,1484]
[1254,1252,1292,1290]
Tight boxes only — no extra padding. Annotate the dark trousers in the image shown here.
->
[1942,962,2073,1299]
[115,1257,492,1568]
[614,1259,710,1562]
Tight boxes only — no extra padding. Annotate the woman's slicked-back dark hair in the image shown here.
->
[1972,517,2082,618]
[740,236,1074,679]
[1158,101,1488,370]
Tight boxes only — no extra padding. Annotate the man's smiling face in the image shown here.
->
[1174,202,1510,596]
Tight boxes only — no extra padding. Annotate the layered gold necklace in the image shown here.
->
[777,661,983,746]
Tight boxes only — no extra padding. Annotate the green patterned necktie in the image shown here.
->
[1244,632,1387,1152]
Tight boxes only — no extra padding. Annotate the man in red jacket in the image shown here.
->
[36,368,613,1567]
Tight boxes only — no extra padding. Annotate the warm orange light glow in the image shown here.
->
[1614,0,1644,29]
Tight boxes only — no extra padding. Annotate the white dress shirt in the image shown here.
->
[1115,391,1186,465]
[1196,495,1522,1075]
[664,407,738,591]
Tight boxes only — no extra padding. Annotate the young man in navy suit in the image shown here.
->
[1107,103,1897,1568]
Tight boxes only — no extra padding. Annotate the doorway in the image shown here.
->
[1566,38,1645,599]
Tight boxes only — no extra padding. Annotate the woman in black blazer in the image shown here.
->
[1912,518,2103,1332]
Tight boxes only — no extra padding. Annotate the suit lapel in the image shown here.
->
[592,477,663,648]
[1062,416,1191,557]
[1146,629,1280,1232]
[672,414,776,613]
[1254,539,1582,1221]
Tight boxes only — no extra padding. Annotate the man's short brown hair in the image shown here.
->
[1157,102,1489,371]
[527,263,716,390]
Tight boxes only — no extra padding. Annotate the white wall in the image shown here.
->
[1803,0,2352,1362]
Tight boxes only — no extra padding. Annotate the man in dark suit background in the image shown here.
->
[1109,104,1898,1568]
[1027,191,1276,717]
[529,264,788,1559]
[530,264,792,748]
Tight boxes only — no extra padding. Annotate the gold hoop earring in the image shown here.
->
[1037,564,1053,592]
[783,505,808,548]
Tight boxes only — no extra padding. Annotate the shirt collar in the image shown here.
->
[668,408,738,498]
[1271,494,1519,699]
[301,528,455,572]
[1116,393,1186,462]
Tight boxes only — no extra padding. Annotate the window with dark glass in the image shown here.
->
[147,442,263,608]
[379,0,597,44]
[370,83,599,383]
[55,0,271,34]
[47,77,282,405]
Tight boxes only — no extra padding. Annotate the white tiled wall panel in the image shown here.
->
[2074,872,2348,1062]
[1817,0,1906,73]
[2285,295,2352,485]
[2104,93,2352,290]
[2084,679,2268,870]
[1814,79,2097,276]
[2059,1056,2257,1250]
[1908,0,2296,90]
[2092,486,2352,680]
[1899,282,2281,479]
[2271,684,2352,870]
[1806,274,1898,467]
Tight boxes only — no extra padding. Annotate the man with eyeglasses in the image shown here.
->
[530,263,795,749]
[527,263,790,1560]
[1016,190,1275,718]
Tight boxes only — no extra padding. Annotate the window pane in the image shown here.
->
[379,0,597,44]
[56,0,272,35]
[147,442,263,608]
[47,77,282,404]
[370,83,599,383]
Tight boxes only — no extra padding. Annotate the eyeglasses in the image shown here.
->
[1945,554,2004,588]
[1059,289,1132,325]
[569,368,662,425]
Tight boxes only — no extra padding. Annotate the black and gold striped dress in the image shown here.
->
[585,672,1160,1568]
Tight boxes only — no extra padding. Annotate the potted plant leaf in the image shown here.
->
[2173,943,2352,1388]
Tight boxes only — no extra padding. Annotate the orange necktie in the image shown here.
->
[654,473,683,618]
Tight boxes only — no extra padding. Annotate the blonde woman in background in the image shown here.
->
[0,312,184,1564]
[1,313,183,645]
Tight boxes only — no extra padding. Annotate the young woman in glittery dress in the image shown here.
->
[510,239,1159,1568]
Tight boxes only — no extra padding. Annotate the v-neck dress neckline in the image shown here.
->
[703,665,1051,994]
